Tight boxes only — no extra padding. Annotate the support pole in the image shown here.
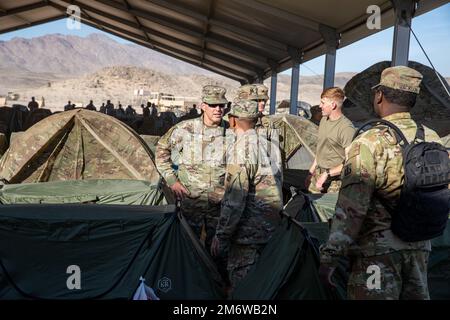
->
[270,72,277,115]
[289,63,300,115]
[288,47,302,115]
[319,24,339,89]
[391,0,415,66]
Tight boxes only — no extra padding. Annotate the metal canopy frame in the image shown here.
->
[0,0,445,84]
[0,0,447,115]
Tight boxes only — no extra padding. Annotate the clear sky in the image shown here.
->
[1,3,449,76]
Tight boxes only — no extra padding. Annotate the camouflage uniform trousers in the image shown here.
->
[347,250,430,300]
[308,167,341,193]
[227,243,265,290]
[181,198,229,285]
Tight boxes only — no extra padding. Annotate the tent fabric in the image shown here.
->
[233,190,348,300]
[261,114,317,166]
[0,179,166,206]
[140,135,160,157]
[0,204,224,300]
[0,109,161,184]
[344,61,450,137]
[307,193,339,222]
[232,216,345,300]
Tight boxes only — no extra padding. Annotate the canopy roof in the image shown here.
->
[0,0,447,83]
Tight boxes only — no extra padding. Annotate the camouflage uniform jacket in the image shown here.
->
[216,129,283,253]
[320,112,442,267]
[155,116,233,206]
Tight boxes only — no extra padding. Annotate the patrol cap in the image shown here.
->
[201,85,228,105]
[229,99,259,119]
[236,84,269,101]
[371,66,423,94]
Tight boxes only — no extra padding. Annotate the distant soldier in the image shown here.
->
[319,66,447,300]
[141,103,149,118]
[28,97,39,112]
[306,87,355,193]
[188,104,199,118]
[156,85,231,282]
[99,103,106,113]
[150,103,158,117]
[309,105,322,126]
[126,104,136,116]
[105,100,115,116]
[116,104,125,118]
[211,99,283,289]
[64,100,73,111]
[85,100,96,111]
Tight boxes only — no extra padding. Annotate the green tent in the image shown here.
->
[1,182,448,300]
[0,179,166,206]
[0,203,225,300]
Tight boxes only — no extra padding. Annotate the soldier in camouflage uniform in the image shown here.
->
[155,85,233,282]
[224,84,269,125]
[211,99,283,290]
[319,66,444,300]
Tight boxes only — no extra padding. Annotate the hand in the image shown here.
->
[318,265,337,289]
[170,181,189,200]
[315,172,328,191]
[210,236,220,257]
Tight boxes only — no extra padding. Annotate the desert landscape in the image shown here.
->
[1,33,357,111]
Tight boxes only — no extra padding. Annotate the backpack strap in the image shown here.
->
[414,123,425,142]
[353,119,409,147]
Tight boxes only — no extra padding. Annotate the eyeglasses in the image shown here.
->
[207,104,226,109]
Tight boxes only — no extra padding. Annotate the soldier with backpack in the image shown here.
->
[319,66,450,300]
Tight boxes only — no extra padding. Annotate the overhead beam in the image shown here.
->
[0,1,49,17]
[94,0,271,65]
[146,0,288,51]
[201,0,215,63]
[236,0,323,32]
[122,0,152,44]
[72,11,251,81]
[79,19,245,83]
[0,14,66,35]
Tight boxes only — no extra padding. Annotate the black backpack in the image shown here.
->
[354,119,450,242]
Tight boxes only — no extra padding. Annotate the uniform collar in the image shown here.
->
[382,112,412,122]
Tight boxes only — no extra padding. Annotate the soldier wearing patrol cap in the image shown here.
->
[234,84,269,126]
[319,66,444,299]
[156,85,233,284]
[211,99,283,291]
